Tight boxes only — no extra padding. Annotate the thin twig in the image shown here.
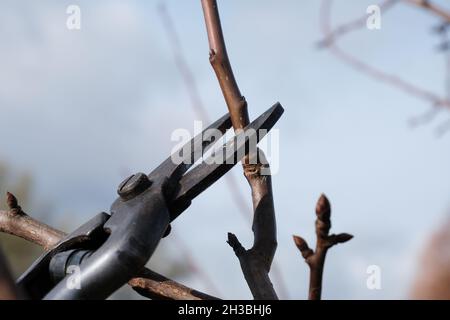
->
[293,194,353,300]
[319,0,450,110]
[317,0,399,48]
[201,0,278,300]
[0,193,218,300]
[158,3,289,298]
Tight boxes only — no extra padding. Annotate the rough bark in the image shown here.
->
[0,193,217,300]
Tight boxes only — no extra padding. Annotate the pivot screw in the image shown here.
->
[118,173,151,200]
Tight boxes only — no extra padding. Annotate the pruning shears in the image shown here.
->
[16,103,284,299]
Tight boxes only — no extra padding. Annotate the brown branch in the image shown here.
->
[201,0,249,130]
[0,247,20,299]
[293,194,353,300]
[318,0,450,46]
[201,0,278,300]
[0,193,218,300]
[129,268,219,300]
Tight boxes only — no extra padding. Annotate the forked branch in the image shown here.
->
[404,0,450,23]
[293,194,353,300]
[201,0,278,300]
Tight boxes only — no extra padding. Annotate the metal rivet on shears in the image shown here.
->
[117,173,152,200]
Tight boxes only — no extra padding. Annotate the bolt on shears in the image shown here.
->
[16,103,284,299]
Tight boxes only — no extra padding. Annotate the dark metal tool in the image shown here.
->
[17,103,284,300]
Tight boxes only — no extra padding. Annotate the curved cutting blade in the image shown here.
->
[170,102,284,220]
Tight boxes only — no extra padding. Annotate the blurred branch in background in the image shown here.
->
[410,216,450,299]
[0,162,44,277]
[293,195,352,300]
[170,233,222,297]
[0,193,218,300]
[317,0,399,48]
[318,0,450,135]
[158,3,289,299]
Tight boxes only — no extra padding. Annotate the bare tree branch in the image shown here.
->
[318,0,450,46]
[170,233,222,296]
[201,0,249,130]
[129,268,219,300]
[0,193,218,300]
[293,194,353,300]
[201,0,278,300]
[406,0,450,135]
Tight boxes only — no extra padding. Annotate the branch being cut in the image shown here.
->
[404,0,450,23]
[319,0,450,136]
[293,194,353,300]
[0,193,217,300]
[201,0,278,300]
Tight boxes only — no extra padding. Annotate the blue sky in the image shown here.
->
[0,0,449,299]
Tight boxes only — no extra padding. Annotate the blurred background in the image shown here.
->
[0,0,449,299]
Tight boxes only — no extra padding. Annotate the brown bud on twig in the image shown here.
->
[294,194,353,300]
